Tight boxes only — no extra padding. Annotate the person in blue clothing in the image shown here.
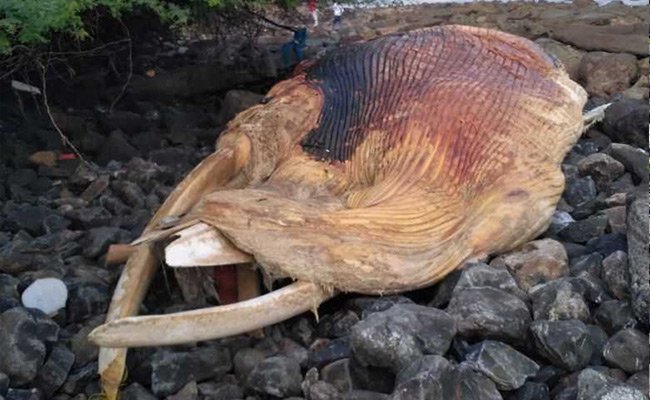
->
[282,27,308,67]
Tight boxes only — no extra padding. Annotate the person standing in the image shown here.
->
[332,2,343,28]
[308,0,319,27]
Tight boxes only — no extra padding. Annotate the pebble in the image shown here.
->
[454,262,526,300]
[317,310,360,338]
[577,369,646,400]
[0,373,7,396]
[586,324,609,366]
[246,356,302,398]
[577,153,624,188]
[465,340,539,390]
[21,278,68,316]
[530,320,592,371]
[563,176,597,207]
[607,143,648,183]
[344,390,389,400]
[166,381,198,400]
[626,371,649,395]
[390,356,455,400]
[546,211,575,236]
[351,304,456,372]
[120,382,157,400]
[626,198,649,321]
[233,348,265,381]
[308,337,351,368]
[446,287,531,342]
[196,381,243,399]
[602,329,649,373]
[308,381,341,400]
[4,388,42,400]
[321,358,353,393]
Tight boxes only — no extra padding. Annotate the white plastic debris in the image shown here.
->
[11,80,42,95]
[21,278,68,316]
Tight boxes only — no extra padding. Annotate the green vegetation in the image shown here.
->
[0,0,296,54]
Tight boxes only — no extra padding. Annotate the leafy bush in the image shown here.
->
[0,0,290,54]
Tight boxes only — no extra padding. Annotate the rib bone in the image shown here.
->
[165,223,253,267]
[88,281,333,347]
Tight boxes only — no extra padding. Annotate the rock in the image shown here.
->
[347,356,394,394]
[233,348,264,381]
[491,239,568,292]
[308,337,351,369]
[514,381,549,400]
[96,130,140,165]
[317,310,360,338]
[577,369,646,400]
[60,362,97,395]
[321,359,353,393]
[446,287,531,342]
[600,251,629,300]
[569,252,602,276]
[578,52,638,98]
[32,345,75,397]
[585,232,627,258]
[530,320,592,371]
[453,263,525,300]
[534,38,584,80]
[216,90,264,126]
[196,381,243,400]
[166,381,198,400]
[0,308,60,385]
[530,279,590,322]
[82,227,131,259]
[607,143,649,183]
[308,381,341,400]
[4,388,41,400]
[465,340,538,390]
[603,206,627,234]
[626,371,649,395]
[120,383,157,400]
[593,300,637,335]
[343,391,389,400]
[98,110,148,135]
[246,356,302,398]
[452,365,503,400]
[4,204,56,236]
[546,211,575,236]
[350,304,456,372]
[112,180,146,208]
[602,329,649,373]
[150,346,231,397]
[64,279,110,323]
[563,176,597,207]
[602,99,649,149]
[0,373,7,396]
[626,198,649,321]
[21,278,68,316]
[577,153,625,188]
[389,356,455,400]
[346,296,414,319]
[559,214,608,244]
[0,274,20,312]
[550,24,647,56]
[7,169,37,187]
[586,324,609,366]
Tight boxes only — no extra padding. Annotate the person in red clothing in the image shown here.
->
[308,0,319,27]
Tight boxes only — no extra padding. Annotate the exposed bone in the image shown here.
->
[89,281,333,347]
[165,223,252,267]
[105,244,136,265]
[98,143,248,400]
[582,103,612,131]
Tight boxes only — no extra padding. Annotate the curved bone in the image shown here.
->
[98,143,247,399]
[165,222,253,267]
[89,281,333,347]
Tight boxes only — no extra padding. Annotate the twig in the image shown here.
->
[38,58,92,168]
[109,19,132,113]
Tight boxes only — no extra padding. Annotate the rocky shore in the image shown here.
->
[0,1,648,400]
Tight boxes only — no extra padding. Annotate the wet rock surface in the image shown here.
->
[0,2,647,399]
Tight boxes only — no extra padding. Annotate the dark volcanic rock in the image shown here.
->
[602,329,649,373]
[351,304,456,372]
[465,340,539,390]
[446,287,531,342]
[563,176,597,207]
[607,143,648,183]
[530,279,590,322]
[120,382,158,400]
[389,356,455,400]
[577,369,646,400]
[246,356,302,398]
[601,251,630,300]
[0,308,59,386]
[626,198,649,322]
[150,346,231,397]
[33,344,75,397]
[514,381,550,400]
[453,262,525,299]
[96,130,140,165]
[577,153,624,188]
[602,99,649,149]
[593,300,637,335]
[559,214,608,244]
[530,320,592,371]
